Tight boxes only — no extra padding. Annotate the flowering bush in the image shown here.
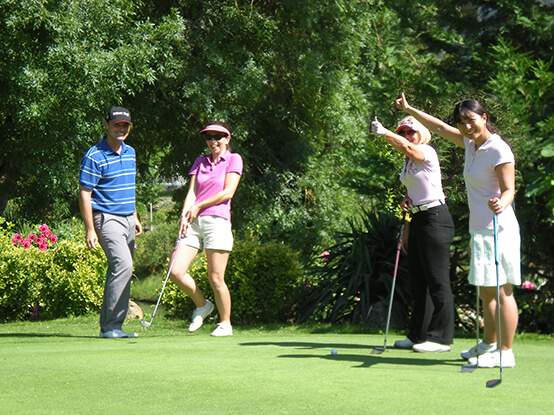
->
[0,218,107,322]
[521,280,536,290]
[12,223,58,251]
[517,267,554,334]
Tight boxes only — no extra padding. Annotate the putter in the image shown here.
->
[140,238,182,328]
[461,286,480,373]
[486,214,502,388]
[371,212,407,354]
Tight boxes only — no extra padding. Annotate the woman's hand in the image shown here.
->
[371,117,388,137]
[488,197,506,214]
[400,196,413,212]
[395,92,411,112]
[178,215,190,239]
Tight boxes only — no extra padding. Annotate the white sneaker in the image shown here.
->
[394,337,415,349]
[413,341,450,353]
[211,323,233,337]
[461,341,496,360]
[188,300,215,333]
[468,349,515,368]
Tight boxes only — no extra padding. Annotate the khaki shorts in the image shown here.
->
[468,226,521,287]
[180,215,233,252]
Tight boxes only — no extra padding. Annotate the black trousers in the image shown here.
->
[407,204,455,345]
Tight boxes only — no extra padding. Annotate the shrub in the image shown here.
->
[133,222,180,279]
[0,218,107,321]
[299,209,410,325]
[162,238,304,325]
[516,269,554,334]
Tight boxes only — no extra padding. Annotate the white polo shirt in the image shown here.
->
[400,144,445,205]
[463,134,518,232]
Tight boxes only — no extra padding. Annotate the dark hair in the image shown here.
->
[452,99,498,134]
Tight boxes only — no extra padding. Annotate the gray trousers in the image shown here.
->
[93,211,135,332]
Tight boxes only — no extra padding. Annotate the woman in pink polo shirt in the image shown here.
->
[372,116,455,353]
[169,121,243,337]
[396,94,521,368]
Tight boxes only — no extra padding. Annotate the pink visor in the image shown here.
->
[199,124,231,137]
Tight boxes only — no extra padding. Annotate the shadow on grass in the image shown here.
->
[241,341,462,369]
[0,333,100,339]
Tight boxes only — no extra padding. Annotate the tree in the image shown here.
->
[0,0,185,222]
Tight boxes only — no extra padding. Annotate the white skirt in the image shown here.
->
[468,226,521,287]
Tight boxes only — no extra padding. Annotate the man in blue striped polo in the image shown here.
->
[79,106,143,338]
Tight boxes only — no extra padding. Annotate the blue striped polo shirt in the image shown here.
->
[79,136,137,216]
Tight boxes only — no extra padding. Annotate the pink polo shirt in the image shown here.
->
[188,151,243,221]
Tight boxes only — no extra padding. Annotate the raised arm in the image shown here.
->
[371,117,425,161]
[396,93,465,148]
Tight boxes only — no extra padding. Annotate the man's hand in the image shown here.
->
[85,229,98,250]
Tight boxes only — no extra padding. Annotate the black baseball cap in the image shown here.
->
[105,107,132,124]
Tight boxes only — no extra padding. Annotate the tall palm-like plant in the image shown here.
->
[301,210,410,325]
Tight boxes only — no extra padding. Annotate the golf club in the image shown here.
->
[486,213,502,388]
[140,238,182,328]
[371,212,407,354]
[461,286,480,373]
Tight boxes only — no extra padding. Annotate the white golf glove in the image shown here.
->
[371,118,388,137]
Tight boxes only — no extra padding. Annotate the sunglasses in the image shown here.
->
[205,134,227,141]
[398,129,416,136]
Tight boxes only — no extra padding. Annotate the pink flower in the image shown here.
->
[22,239,32,249]
[321,251,330,262]
[521,281,535,290]
[12,233,23,245]
[38,242,48,251]
[39,224,50,234]
[27,233,36,241]
[48,234,58,243]
[36,234,46,244]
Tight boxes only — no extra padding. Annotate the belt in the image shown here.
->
[411,199,444,214]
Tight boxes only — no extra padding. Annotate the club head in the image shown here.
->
[486,379,502,388]
[371,347,385,355]
[140,320,151,328]
[461,364,477,373]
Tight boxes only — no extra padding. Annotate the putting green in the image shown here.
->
[0,317,552,414]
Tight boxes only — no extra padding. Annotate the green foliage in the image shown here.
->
[0,0,185,220]
[162,238,304,325]
[0,218,107,322]
[225,239,304,324]
[300,210,410,325]
[486,37,554,221]
[133,221,180,280]
[1,0,553,332]
[516,267,554,334]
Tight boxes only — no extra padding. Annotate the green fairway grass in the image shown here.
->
[1,316,552,414]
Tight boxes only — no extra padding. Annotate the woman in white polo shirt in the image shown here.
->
[396,93,520,368]
[372,116,455,353]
